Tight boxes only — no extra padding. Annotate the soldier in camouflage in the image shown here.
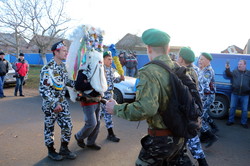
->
[177,47,208,166]
[101,51,124,142]
[198,52,218,148]
[106,29,185,166]
[39,41,76,161]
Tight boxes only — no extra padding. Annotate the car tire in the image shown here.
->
[113,88,123,104]
[209,95,229,119]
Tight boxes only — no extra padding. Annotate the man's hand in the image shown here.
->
[106,98,118,114]
[120,75,125,81]
[53,104,63,113]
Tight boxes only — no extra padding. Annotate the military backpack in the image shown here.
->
[147,60,202,139]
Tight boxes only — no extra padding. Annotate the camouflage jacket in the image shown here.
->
[39,59,74,111]
[186,64,199,89]
[114,55,174,129]
[198,64,216,100]
[104,66,122,100]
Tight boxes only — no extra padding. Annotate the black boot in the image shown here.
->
[198,158,209,166]
[59,142,77,159]
[205,130,218,148]
[107,128,120,142]
[199,132,209,143]
[47,144,63,161]
[209,121,219,133]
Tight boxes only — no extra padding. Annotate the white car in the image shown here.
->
[113,72,136,104]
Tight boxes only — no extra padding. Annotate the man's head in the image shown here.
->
[19,53,24,60]
[177,47,195,66]
[238,59,246,71]
[51,41,68,62]
[198,52,212,69]
[0,51,5,59]
[142,28,170,61]
[103,51,113,67]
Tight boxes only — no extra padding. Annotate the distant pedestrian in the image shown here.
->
[0,51,9,98]
[124,51,138,77]
[225,59,250,128]
[118,51,127,75]
[13,53,29,97]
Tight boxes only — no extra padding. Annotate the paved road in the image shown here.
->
[0,87,250,166]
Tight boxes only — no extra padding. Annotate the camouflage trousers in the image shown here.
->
[101,103,113,129]
[201,94,215,132]
[135,135,185,166]
[42,100,73,146]
[101,92,113,129]
[187,135,205,159]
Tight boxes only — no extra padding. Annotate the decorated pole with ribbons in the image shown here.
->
[108,44,124,76]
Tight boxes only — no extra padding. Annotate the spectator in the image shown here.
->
[225,59,250,128]
[124,51,138,77]
[0,51,9,98]
[13,53,29,97]
[118,51,126,75]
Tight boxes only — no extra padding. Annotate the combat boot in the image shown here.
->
[197,158,209,166]
[204,130,218,148]
[59,142,77,159]
[209,121,219,133]
[47,144,63,161]
[107,128,120,142]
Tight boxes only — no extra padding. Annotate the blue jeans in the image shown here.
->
[228,93,249,124]
[15,76,24,95]
[126,68,136,77]
[76,103,101,145]
[0,75,5,97]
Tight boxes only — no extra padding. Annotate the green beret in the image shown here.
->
[103,51,112,57]
[201,52,213,60]
[142,28,170,47]
[179,47,195,63]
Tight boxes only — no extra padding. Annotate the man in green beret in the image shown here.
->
[106,28,185,165]
[177,47,209,166]
[198,52,219,148]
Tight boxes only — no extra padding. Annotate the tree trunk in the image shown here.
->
[40,53,47,65]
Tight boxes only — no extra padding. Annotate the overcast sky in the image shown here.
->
[65,0,249,55]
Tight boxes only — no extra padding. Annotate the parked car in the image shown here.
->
[113,72,136,104]
[4,62,28,86]
[199,53,250,119]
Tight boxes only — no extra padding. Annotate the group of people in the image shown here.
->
[0,52,29,98]
[118,50,138,77]
[39,41,125,161]
[37,28,249,166]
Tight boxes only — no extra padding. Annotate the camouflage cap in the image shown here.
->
[179,47,195,63]
[201,52,213,61]
[142,28,170,47]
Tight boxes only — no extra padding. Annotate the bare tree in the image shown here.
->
[0,0,70,64]
[0,0,28,56]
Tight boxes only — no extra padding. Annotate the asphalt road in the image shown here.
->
[0,87,250,166]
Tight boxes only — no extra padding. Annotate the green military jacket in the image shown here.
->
[114,55,174,129]
[186,64,199,89]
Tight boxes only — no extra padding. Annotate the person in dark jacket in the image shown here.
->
[225,59,250,128]
[0,51,9,98]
